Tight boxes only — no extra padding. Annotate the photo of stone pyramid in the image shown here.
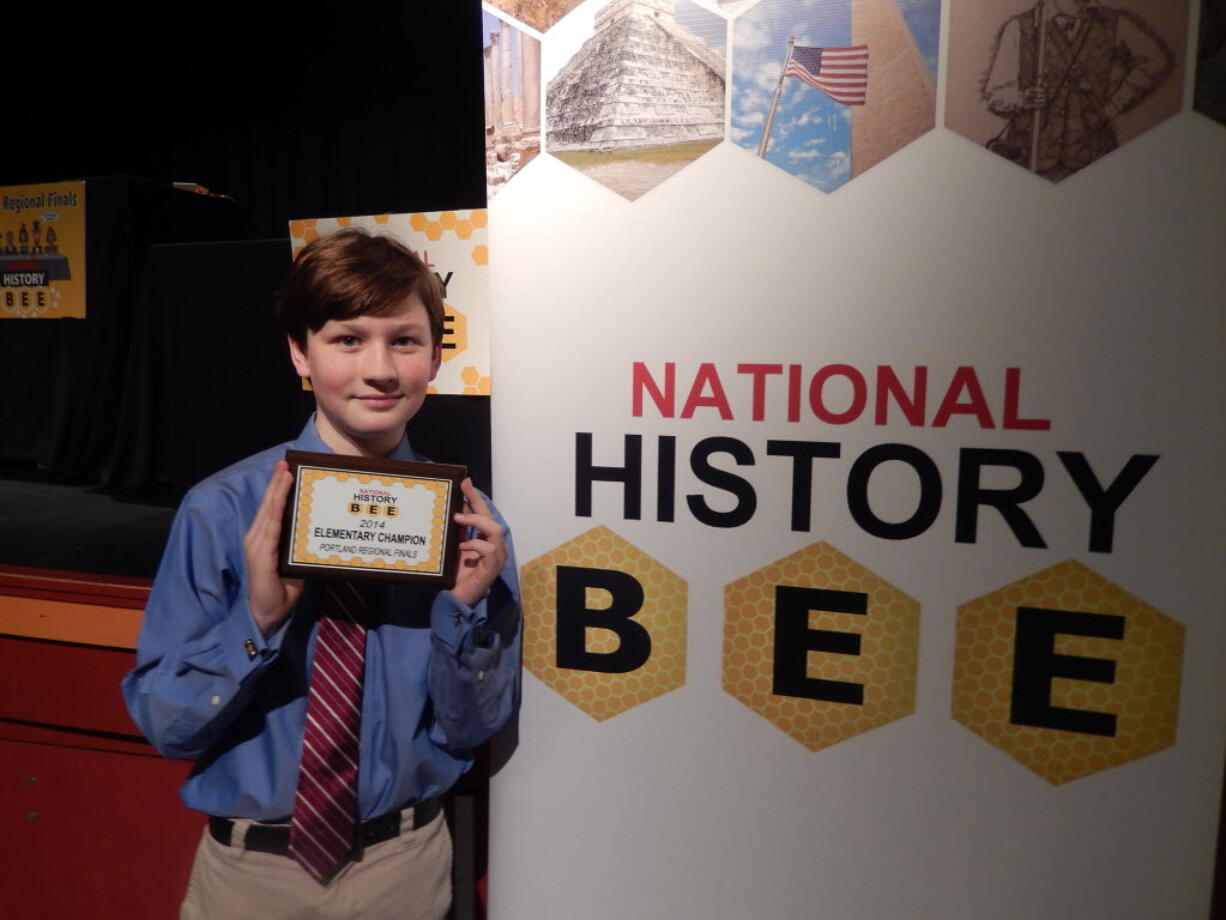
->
[546,0,726,200]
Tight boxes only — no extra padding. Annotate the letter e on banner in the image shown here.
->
[723,542,919,751]
[952,560,1184,784]
[519,526,687,721]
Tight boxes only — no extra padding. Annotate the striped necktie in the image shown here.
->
[289,581,368,884]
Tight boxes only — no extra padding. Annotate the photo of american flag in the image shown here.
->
[785,45,869,105]
[729,0,939,193]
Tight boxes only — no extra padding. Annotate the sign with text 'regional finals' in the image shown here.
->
[485,1,1223,917]
[1,181,86,319]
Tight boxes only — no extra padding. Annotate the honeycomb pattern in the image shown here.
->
[520,526,687,721]
[952,559,1184,785]
[443,303,468,365]
[723,541,919,751]
[289,218,320,259]
[404,210,489,244]
[471,245,489,266]
[460,365,491,396]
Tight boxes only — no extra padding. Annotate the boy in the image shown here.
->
[123,229,520,919]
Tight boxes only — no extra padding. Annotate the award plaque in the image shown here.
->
[279,450,466,587]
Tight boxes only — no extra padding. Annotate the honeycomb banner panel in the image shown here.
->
[485,0,1226,912]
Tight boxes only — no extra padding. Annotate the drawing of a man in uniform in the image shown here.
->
[983,0,1173,180]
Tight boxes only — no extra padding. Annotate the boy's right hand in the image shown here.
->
[244,460,304,637]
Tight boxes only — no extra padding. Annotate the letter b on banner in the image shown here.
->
[520,526,687,721]
[555,566,651,673]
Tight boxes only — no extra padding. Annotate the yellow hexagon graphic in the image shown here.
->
[460,365,491,396]
[952,559,1184,785]
[439,211,458,230]
[470,209,488,229]
[409,213,429,232]
[723,541,919,751]
[454,219,474,240]
[520,526,687,721]
[441,303,467,364]
[471,245,488,266]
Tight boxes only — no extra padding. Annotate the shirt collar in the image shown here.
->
[293,414,415,462]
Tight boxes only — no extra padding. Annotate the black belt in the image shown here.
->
[209,798,441,859]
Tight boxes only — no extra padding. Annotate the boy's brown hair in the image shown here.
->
[277,228,445,348]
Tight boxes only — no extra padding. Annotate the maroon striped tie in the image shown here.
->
[289,582,368,884]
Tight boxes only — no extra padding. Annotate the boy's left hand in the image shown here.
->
[450,478,507,608]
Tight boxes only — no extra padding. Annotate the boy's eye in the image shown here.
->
[394,336,419,347]
[338,335,359,347]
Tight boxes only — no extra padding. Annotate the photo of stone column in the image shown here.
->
[545,0,727,201]
[489,0,588,33]
[946,0,1189,182]
[730,0,939,194]
[1195,0,1226,126]
[484,11,543,197]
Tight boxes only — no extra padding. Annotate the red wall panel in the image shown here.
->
[0,740,201,918]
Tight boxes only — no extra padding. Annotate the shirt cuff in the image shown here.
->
[431,592,480,652]
[221,599,288,677]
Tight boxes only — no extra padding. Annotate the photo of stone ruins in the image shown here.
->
[485,16,542,197]
[547,0,726,200]
[489,0,587,33]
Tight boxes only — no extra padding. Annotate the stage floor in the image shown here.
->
[0,477,175,578]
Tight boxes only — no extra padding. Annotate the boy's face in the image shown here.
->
[288,294,441,458]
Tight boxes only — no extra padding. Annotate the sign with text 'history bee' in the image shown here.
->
[0,181,86,319]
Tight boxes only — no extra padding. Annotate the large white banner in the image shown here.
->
[485,1,1225,916]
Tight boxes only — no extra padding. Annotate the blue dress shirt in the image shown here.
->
[122,418,520,821]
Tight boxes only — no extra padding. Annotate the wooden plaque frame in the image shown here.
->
[278,450,466,587]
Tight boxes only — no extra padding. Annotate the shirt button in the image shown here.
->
[477,670,485,681]
[453,612,463,627]
[210,695,221,707]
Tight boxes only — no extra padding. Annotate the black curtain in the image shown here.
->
[3,2,486,237]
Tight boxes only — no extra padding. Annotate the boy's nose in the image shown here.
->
[361,346,396,383]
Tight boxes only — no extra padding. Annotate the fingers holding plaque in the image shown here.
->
[279,450,466,588]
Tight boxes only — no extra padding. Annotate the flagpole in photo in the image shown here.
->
[1029,2,1047,173]
[758,40,870,160]
[757,37,795,158]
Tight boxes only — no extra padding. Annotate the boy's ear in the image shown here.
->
[430,343,441,381]
[288,335,310,378]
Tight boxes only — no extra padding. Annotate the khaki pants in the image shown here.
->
[181,809,452,920]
